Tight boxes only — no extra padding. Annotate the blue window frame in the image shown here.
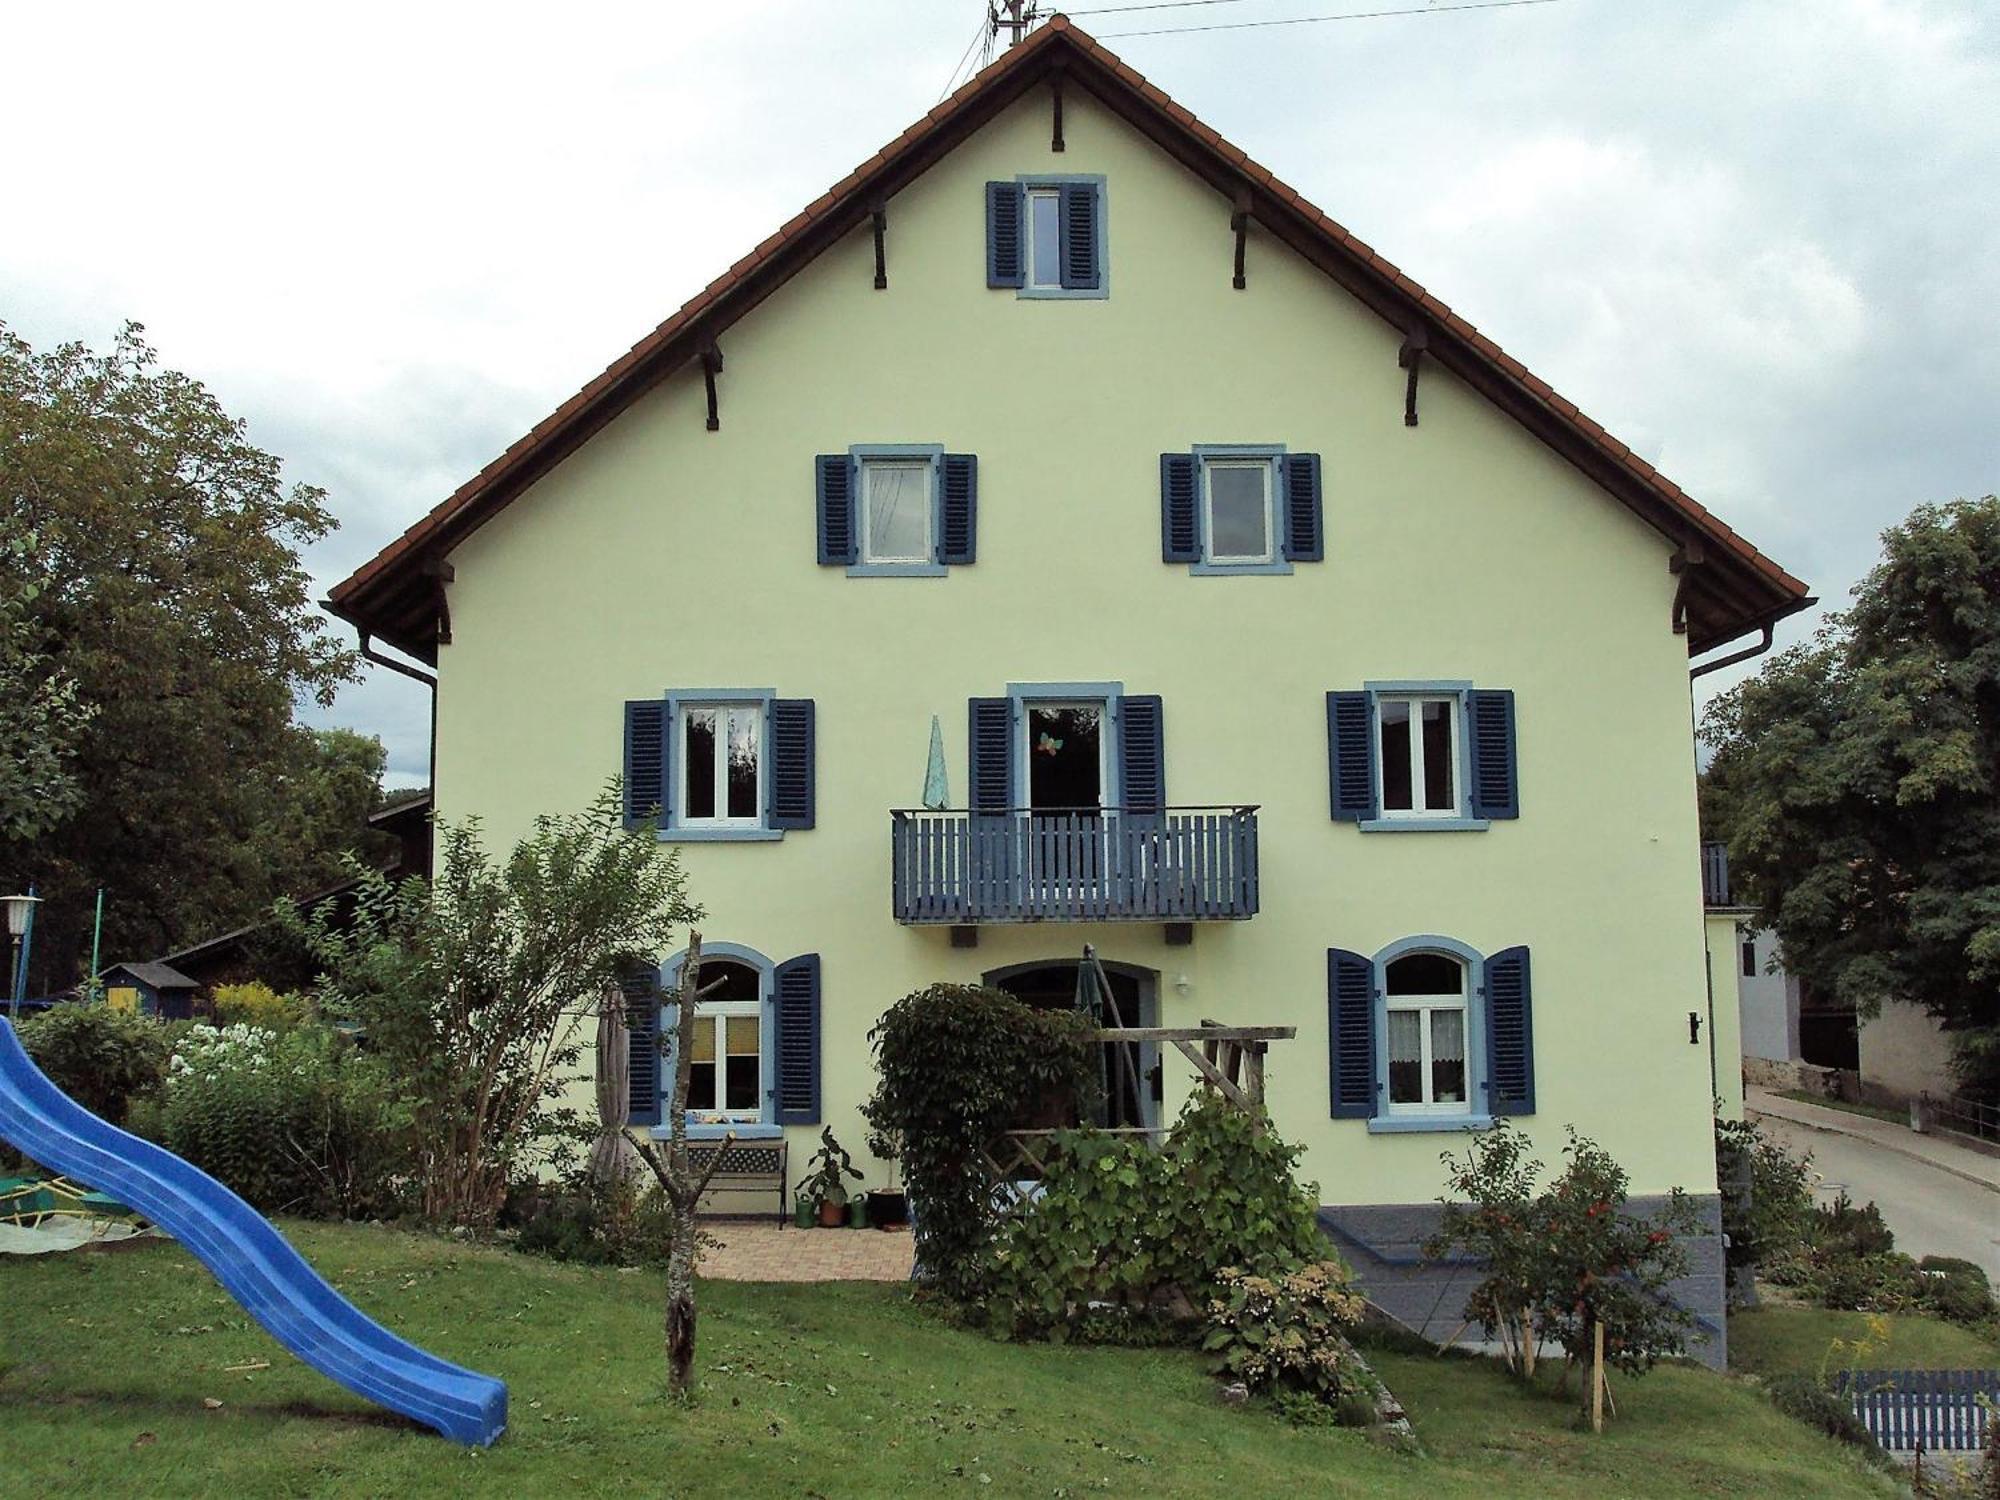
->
[1016,174,1107,301]
[848,444,947,577]
[1190,444,1290,576]
[1366,936,1492,1135]
[654,943,783,1141]
[658,688,784,842]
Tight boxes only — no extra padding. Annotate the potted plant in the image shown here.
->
[802,1127,862,1228]
[864,1129,910,1229]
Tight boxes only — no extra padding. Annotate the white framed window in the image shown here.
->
[682,959,764,1122]
[859,456,934,566]
[1026,186,1063,290]
[679,702,763,828]
[1202,458,1275,565]
[1383,952,1469,1115]
[1377,694,1460,818]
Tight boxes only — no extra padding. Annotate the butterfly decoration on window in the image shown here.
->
[1035,732,1064,757]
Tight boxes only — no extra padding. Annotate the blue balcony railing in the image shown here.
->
[891,806,1259,925]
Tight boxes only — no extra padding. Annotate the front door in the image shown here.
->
[1020,702,1108,903]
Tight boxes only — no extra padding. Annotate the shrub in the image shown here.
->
[862,984,1100,1301]
[1715,1114,1816,1271]
[1917,1256,1996,1326]
[1763,1193,1932,1314]
[981,1090,1327,1338]
[157,1023,411,1218]
[1427,1124,1700,1387]
[282,785,701,1229]
[1203,1261,1369,1411]
[1765,1374,1878,1452]
[210,981,303,1030]
[505,1173,678,1268]
[17,1003,167,1125]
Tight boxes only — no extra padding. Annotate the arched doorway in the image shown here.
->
[984,959,1159,1131]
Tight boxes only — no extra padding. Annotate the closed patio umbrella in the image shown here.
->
[922,714,950,809]
[589,983,643,1186]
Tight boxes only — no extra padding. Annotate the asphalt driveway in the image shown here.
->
[1747,1088,2000,1282]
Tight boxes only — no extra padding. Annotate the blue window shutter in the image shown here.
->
[623,699,669,830]
[1327,948,1376,1118]
[940,454,978,565]
[768,699,816,829]
[968,698,1013,811]
[1326,691,1374,821]
[1281,453,1324,562]
[986,181,1025,288]
[1483,946,1535,1115]
[621,963,662,1127]
[816,454,856,565]
[1467,689,1519,819]
[1117,695,1165,813]
[1059,181,1101,290]
[1160,454,1199,563]
[773,954,822,1125]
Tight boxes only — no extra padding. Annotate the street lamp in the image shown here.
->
[4,893,40,1021]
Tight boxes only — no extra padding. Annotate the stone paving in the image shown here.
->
[698,1219,915,1282]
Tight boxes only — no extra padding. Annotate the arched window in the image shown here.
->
[683,959,763,1121]
[1383,950,1470,1116]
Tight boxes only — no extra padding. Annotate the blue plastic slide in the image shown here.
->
[0,1019,506,1445]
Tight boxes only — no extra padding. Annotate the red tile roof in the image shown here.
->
[327,15,1810,661]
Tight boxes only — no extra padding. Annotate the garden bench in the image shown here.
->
[686,1139,789,1227]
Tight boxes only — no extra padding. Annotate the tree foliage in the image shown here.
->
[284,784,700,1228]
[0,525,93,841]
[862,984,1100,1301]
[1703,496,2000,1097]
[0,321,362,986]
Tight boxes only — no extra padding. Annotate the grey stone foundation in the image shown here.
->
[1318,1193,1728,1370]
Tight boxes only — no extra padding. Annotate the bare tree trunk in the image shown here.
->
[664,934,702,1398]
[630,930,735,1401]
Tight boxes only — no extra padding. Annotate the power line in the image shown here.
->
[937,8,996,102]
[1097,0,1566,40]
[1064,0,1260,14]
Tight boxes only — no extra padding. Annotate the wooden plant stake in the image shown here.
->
[1590,1320,1606,1433]
[1520,1310,1538,1381]
[630,930,737,1400]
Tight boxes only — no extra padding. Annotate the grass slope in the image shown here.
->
[0,1221,1895,1499]
[1730,1305,2000,1379]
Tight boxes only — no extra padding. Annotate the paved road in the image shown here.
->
[1751,1110,2000,1282]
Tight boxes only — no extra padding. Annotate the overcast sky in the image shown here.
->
[6,1,1995,786]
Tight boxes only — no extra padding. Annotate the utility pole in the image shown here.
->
[998,1,1033,48]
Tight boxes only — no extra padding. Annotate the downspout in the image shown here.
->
[359,632,439,807]
[1688,623,1774,681]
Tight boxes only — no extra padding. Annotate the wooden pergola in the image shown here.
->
[982,1018,1297,1202]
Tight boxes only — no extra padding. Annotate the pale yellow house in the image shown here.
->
[328,19,1810,1362]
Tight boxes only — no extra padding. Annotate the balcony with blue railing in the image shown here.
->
[890,805,1260,926]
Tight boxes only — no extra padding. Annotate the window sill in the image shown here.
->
[1367,1113,1494,1135]
[650,1121,785,1141]
[1357,816,1491,833]
[845,562,950,578]
[1188,559,1294,577]
[1017,285,1107,301]
[657,826,785,843]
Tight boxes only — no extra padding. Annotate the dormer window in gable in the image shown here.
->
[987,176,1105,298]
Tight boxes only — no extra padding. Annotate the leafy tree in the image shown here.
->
[284,784,700,1229]
[0,525,93,840]
[1703,496,2000,1098]
[0,322,358,987]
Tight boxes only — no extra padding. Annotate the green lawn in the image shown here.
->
[1730,1304,2000,1379]
[0,1221,1897,1499]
